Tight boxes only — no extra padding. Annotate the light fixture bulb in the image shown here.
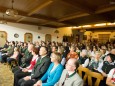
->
[6,9,18,17]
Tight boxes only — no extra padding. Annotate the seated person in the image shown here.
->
[78,49,89,67]
[7,47,19,65]
[106,68,115,86]
[97,53,115,77]
[20,47,39,73]
[34,52,64,86]
[66,46,78,61]
[55,58,83,86]
[88,51,103,72]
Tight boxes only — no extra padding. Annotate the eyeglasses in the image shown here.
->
[66,63,75,67]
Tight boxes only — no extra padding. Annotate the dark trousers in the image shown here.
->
[12,66,20,73]
[14,69,31,86]
[7,58,16,65]
[1,54,9,63]
[18,79,36,86]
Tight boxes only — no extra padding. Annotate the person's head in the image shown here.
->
[57,46,64,54]
[111,49,115,55]
[51,42,56,47]
[28,44,34,52]
[24,42,27,47]
[35,41,39,46]
[14,47,19,52]
[41,42,46,46]
[39,46,47,56]
[70,46,76,52]
[93,46,97,51]
[32,47,39,55]
[100,49,106,54]
[106,53,115,62]
[107,47,112,52]
[76,46,80,50]
[66,58,79,72]
[50,52,62,63]
[81,49,87,57]
[52,46,58,53]
[86,46,91,51]
[95,51,102,59]
[11,41,15,46]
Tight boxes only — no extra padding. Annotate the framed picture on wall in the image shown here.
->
[14,33,19,38]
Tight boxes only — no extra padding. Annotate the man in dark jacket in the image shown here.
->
[18,46,51,86]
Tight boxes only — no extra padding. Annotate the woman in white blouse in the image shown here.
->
[106,68,115,86]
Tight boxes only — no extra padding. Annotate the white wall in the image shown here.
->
[0,22,63,42]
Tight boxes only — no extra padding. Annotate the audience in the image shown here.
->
[0,40,115,86]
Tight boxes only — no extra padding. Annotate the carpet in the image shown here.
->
[0,63,13,86]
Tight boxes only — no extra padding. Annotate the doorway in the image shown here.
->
[24,33,33,43]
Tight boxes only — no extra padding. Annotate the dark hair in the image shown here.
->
[107,53,115,62]
[33,47,39,55]
[40,46,48,53]
[74,59,79,69]
[52,46,58,50]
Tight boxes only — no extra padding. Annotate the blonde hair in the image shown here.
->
[53,52,62,63]
[95,51,102,56]
[14,47,19,52]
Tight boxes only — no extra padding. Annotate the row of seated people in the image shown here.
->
[0,40,114,65]
[13,45,83,86]
[0,40,115,86]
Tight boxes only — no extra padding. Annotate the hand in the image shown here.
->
[34,80,42,86]
[23,76,31,81]
[22,68,28,72]
[33,84,41,86]
[102,72,107,77]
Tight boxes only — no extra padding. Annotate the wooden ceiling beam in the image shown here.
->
[58,13,89,22]
[0,17,57,28]
[58,5,115,22]
[95,5,115,14]
[0,8,72,26]
[17,0,53,22]
[61,0,94,14]
[0,18,39,26]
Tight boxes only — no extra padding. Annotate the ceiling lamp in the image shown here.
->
[6,0,18,17]
[80,29,86,32]
[0,14,7,24]
[54,30,59,33]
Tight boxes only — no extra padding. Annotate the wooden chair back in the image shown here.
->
[77,66,89,83]
[88,71,104,86]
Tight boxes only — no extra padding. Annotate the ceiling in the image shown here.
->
[0,0,115,28]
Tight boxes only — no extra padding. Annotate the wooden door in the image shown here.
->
[0,31,7,47]
[98,34,110,43]
[24,33,33,43]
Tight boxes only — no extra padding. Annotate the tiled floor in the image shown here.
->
[0,63,13,86]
